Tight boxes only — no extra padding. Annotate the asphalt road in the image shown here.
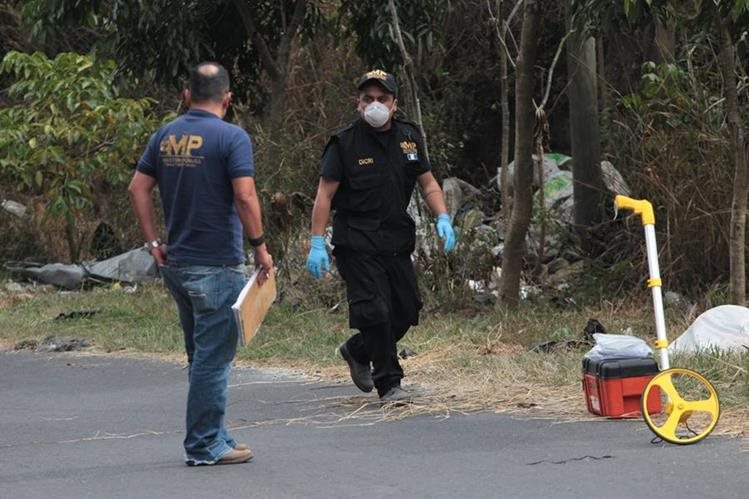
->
[0,351,746,498]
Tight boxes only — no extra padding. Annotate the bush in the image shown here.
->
[0,51,166,262]
[609,58,734,293]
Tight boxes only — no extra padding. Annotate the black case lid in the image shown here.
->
[582,357,659,379]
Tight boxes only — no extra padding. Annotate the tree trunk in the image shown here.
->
[233,0,305,141]
[267,73,289,138]
[568,29,605,236]
[65,214,80,262]
[596,35,611,129]
[498,0,512,229]
[388,0,430,160]
[653,17,675,63]
[499,0,540,308]
[717,16,748,305]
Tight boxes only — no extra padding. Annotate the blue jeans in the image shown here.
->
[160,263,246,465]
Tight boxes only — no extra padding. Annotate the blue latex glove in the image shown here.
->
[306,235,330,279]
[436,213,456,252]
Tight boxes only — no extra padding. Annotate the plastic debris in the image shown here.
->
[1,199,27,218]
[669,305,749,353]
[54,310,100,321]
[399,346,417,359]
[85,247,157,283]
[584,333,653,361]
[5,247,158,289]
[5,262,87,290]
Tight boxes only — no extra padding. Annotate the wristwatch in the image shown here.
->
[145,239,162,250]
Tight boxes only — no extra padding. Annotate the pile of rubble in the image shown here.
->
[408,153,632,303]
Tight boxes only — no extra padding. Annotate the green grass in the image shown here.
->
[1,281,747,419]
[239,302,350,364]
[0,284,183,353]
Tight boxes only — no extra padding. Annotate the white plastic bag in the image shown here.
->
[669,305,749,353]
[584,333,653,361]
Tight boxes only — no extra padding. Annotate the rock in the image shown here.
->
[548,260,584,285]
[664,291,685,307]
[473,224,495,237]
[520,284,542,301]
[443,177,482,220]
[547,258,570,275]
[474,292,495,306]
[14,339,38,350]
[526,229,564,264]
[499,154,562,193]
[1,199,27,218]
[488,267,502,290]
[36,335,91,352]
[459,208,486,230]
[600,160,631,196]
[4,281,26,293]
[442,178,464,220]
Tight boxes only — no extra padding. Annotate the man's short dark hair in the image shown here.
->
[189,62,230,103]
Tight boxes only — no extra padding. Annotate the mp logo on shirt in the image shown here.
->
[160,134,204,167]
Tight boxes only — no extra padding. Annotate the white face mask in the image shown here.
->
[362,101,391,128]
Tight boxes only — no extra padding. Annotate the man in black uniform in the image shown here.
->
[306,70,455,403]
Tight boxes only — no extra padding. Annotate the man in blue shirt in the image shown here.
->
[129,62,272,466]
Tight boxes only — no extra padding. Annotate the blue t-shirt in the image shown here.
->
[137,109,254,265]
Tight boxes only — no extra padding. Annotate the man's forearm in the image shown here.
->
[311,196,332,236]
[129,189,160,242]
[421,180,448,217]
[235,194,264,240]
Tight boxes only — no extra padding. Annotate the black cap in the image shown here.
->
[356,69,397,95]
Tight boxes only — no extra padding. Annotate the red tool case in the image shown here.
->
[582,357,661,418]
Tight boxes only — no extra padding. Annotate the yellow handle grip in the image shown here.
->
[614,195,655,225]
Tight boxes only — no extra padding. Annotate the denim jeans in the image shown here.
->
[160,263,246,465]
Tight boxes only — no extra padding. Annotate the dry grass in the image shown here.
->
[2,282,746,440]
[299,336,749,439]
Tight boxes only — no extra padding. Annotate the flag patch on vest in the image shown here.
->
[400,141,419,161]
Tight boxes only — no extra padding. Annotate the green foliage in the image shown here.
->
[611,47,735,290]
[619,60,726,131]
[620,0,749,34]
[0,51,163,261]
[21,0,325,114]
[338,0,455,69]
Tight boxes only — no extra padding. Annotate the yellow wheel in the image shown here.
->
[641,368,720,445]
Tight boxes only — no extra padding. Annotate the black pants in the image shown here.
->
[334,248,423,396]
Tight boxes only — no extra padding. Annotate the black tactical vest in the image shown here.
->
[328,118,426,255]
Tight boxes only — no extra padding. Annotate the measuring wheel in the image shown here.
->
[641,368,720,445]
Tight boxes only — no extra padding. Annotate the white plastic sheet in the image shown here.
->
[669,305,749,353]
[584,333,653,361]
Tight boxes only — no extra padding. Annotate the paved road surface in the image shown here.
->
[0,351,746,498]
